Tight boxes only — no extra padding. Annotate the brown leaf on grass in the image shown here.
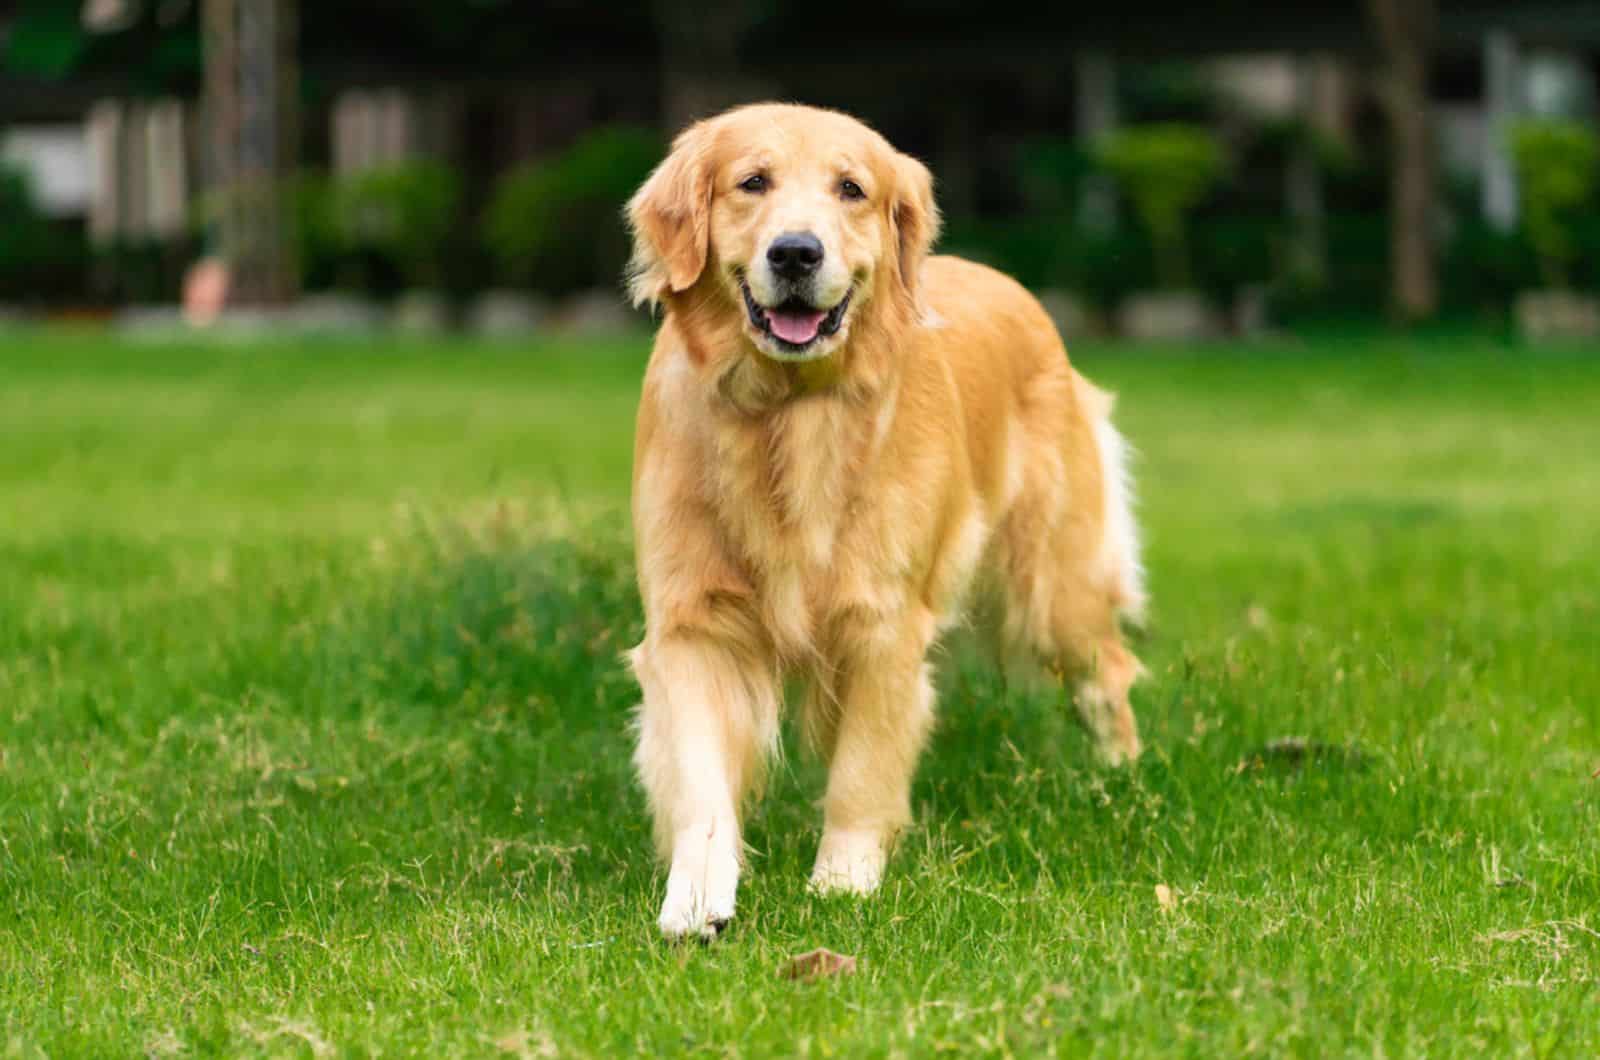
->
[1155,883,1177,913]
[782,948,858,981]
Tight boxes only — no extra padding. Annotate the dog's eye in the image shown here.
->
[738,174,768,194]
[839,179,865,201]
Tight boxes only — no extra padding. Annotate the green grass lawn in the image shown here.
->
[3,330,1597,1057]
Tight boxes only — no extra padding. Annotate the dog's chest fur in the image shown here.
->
[706,392,913,662]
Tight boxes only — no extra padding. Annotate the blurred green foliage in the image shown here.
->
[2,1,88,78]
[285,172,344,291]
[482,127,663,295]
[1510,119,1600,289]
[333,162,463,289]
[190,165,464,296]
[1095,124,1227,290]
[1253,117,1359,177]
[4,106,1596,320]
[0,164,89,302]
[0,165,57,273]
[1015,138,1095,215]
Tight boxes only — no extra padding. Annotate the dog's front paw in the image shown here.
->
[657,825,740,941]
[808,827,887,897]
[1095,730,1142,768]
[657,890,734,941]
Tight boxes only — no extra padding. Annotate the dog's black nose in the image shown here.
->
[767,232,824,279]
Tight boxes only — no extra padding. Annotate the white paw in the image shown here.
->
[808,827,888,897]
[657,822,740,941]
[1094,734,1141,768]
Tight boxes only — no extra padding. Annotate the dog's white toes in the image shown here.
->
[657,825,740,941]
[1093,731,1142,768]
[1094,745,1131,768]
[809,828,887,897]
[656,894,733,941]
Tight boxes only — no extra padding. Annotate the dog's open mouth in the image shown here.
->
[741,280,852,355]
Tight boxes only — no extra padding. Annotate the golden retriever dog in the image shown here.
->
[625,103,1145,939]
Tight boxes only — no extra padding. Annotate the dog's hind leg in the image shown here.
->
[1059,628,1143,766]
[999,536,1144,765]
[998,552,1143,764]
[994,380,1145,765]
[631,630,780,940]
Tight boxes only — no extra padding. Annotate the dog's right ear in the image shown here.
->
[626,123,714,309]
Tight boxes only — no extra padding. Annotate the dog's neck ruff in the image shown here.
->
[712,341,890,415]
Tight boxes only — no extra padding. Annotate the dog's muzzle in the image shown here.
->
[742,280,852,352]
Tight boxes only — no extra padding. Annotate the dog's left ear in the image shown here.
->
[891,153,941,306]
[626,122,715,308]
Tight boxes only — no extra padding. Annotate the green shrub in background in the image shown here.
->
[0,162,88,302]
[483,127,663,295]
[191,172,358,293]
[1510,120,1599,289]
[1253,117,1359,175]
[914,205,1581,325]
[1015,137,1095,215]
[0,164,54,290]
[286,171,343,290]
[334,161,463,289]
[1095,124,1227,290]
[1195,215,1277,299]
[1444,221,1541,312]
[942,218,1256,310]
[940,218,1151,306]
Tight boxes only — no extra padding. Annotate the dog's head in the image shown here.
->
[626,104,939,364]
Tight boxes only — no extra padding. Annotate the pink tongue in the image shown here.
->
[768,307,827,345]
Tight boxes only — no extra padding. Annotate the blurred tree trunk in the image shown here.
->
[653,0,761,132]
[203,0,298,305]
[1367,0,1437,323]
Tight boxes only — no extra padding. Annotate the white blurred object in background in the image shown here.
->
[0,127,92,218]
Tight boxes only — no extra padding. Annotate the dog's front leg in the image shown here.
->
[810,609,937,896]
[631,632,778,940]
